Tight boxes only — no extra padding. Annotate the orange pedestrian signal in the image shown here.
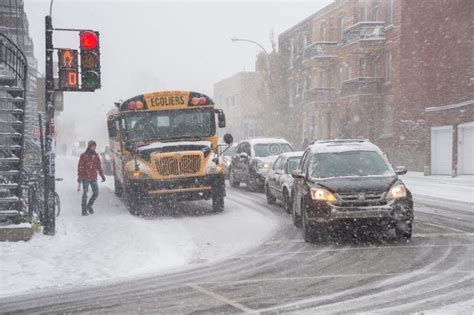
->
[58,49,79,90]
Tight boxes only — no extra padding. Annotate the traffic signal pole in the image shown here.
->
[43,15,56,235]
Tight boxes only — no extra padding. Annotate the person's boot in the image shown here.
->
[88,206,94,215]
[82,208,88,216]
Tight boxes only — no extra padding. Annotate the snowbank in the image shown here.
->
[0,156,278,298]
[401,172,474,204]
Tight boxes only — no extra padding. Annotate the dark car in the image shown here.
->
[229,138,293,191]
[265,151,304,213]
[291,140,413,243]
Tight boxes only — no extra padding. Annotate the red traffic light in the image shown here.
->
[80,31,98,50]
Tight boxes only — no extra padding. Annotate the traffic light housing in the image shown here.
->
[79,31,101,91]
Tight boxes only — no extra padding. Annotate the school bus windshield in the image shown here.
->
[125,108,215,142]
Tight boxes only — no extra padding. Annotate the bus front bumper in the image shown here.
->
[127,174,225,201]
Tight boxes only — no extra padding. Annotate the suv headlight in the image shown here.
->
[387,184,407,199]
[310,187,337,203]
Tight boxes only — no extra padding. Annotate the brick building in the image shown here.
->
[278,0,473,174]
[213,72,265,141]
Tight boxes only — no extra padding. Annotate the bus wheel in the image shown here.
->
[212,181,225,213]
[125,188,142,216]
[212,194,224,213]
[113,165,123,197]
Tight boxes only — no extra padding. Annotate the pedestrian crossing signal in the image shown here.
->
[58,49,79,90]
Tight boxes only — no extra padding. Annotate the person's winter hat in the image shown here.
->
[87,140,97,148]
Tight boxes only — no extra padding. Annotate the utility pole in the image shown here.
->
[43,15,56,235]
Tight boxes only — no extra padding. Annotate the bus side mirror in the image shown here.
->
[215,110,226,128]
[107,120,117,138]
[223,133,233,145]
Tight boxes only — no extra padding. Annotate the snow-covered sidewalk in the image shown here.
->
[0,157,279,298]
[401,172,474,205]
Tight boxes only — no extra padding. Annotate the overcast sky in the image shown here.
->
[25,0,331,144]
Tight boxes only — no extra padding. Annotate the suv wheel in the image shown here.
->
[229,169,240,188]
[292,197,302,228]
[265,185,276,205]
[395,221,412,243]
[283,189,291,214]
[246,175,259,192]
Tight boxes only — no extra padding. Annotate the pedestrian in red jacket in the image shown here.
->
[78,140,106,216]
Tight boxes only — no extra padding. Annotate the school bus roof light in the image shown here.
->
[191,97,200,105]
[128,101,136,110]
[136,101,144,110]
[199,97,207,105]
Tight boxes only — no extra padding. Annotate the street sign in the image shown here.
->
[57,49,79,90]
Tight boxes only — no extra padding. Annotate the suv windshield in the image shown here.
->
[254,143,293,157]
[311,151,392,178]
[125,108,214,141]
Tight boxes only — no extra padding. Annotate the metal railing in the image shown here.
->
[0,33,28,90]
[302,42,338,62]
[342,22,386,47]
[303,87,336,104]
[340,77,383,97]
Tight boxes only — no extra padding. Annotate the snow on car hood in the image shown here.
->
[315,175,398,194]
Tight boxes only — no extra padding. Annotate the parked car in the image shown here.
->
[229,138,293,191]
[291,139,413,243]
[265,151,303,213]
[219,143,237,179]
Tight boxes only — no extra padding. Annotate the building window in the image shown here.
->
[290,40,294,68]
[329,23,334,41]
[338,16,344,41]
[320,25,326,41]
[383,103,393,135]
[360,7,367,22]
[359,57,367,77]
[385,50,392,82]
[386,0,393,26]
[373,6,379,21]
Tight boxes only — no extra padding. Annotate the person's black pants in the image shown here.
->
[82,180,99,211]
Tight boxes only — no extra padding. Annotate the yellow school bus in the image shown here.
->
[106,90,233,215]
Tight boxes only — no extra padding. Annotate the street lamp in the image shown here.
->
[230,37,270,61]
[231,37,274,137]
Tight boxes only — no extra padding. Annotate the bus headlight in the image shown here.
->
[130,171,150,179]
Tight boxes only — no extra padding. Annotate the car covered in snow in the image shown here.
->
[265,151,304,212]
[291,139,413,243]
[229,138,293,191]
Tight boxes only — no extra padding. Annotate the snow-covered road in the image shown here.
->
[0,156,279,297]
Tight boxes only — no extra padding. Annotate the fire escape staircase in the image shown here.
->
[0,33,28,223]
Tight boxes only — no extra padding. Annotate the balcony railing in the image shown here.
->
[340,77,383,97]
[342,22,385,47]
[303,87,336,104]
[302,42,338,63]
